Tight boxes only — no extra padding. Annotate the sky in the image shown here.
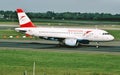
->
[0,0,120,14]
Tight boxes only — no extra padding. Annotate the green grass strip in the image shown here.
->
[0,49,120,75]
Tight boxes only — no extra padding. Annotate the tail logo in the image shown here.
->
[20,16,25,20]
[20,15,26,22]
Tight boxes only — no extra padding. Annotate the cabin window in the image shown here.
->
[102,33,110,35]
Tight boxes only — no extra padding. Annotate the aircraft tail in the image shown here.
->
[16,8,36,27]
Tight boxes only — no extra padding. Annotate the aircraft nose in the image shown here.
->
[109,35,114,41]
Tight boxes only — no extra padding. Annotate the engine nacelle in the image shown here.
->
[64,38,78,46]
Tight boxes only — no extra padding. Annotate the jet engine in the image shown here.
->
[64,38,78,46]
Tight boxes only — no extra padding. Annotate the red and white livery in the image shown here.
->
[15,8,114,47]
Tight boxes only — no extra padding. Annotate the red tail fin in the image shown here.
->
[16,8,36,28]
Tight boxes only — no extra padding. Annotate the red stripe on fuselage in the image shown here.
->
[20,22,36,28]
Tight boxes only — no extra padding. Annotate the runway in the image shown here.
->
[0,39,120,53]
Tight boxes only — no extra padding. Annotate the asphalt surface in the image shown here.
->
[0,39,120,53]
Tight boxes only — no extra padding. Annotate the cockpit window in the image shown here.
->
[103,33,110,35]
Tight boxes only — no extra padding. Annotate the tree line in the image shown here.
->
[0,10,120,22]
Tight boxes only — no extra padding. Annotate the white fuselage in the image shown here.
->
[15,8,115,47]
[15,27,114,42]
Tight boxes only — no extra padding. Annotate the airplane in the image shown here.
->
[15,8,114,48]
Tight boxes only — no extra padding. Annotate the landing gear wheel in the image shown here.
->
[75,42,79,47]
[96,42,99,48]
[96,45,99,48]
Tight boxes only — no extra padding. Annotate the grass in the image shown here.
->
[0,30,35,39]
[107,30,120,40]
[0,30,20,35]
[0,22,18,25]
[0,30,23,39]
[0,49,120,75]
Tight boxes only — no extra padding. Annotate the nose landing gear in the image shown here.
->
[96,42,99,48]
